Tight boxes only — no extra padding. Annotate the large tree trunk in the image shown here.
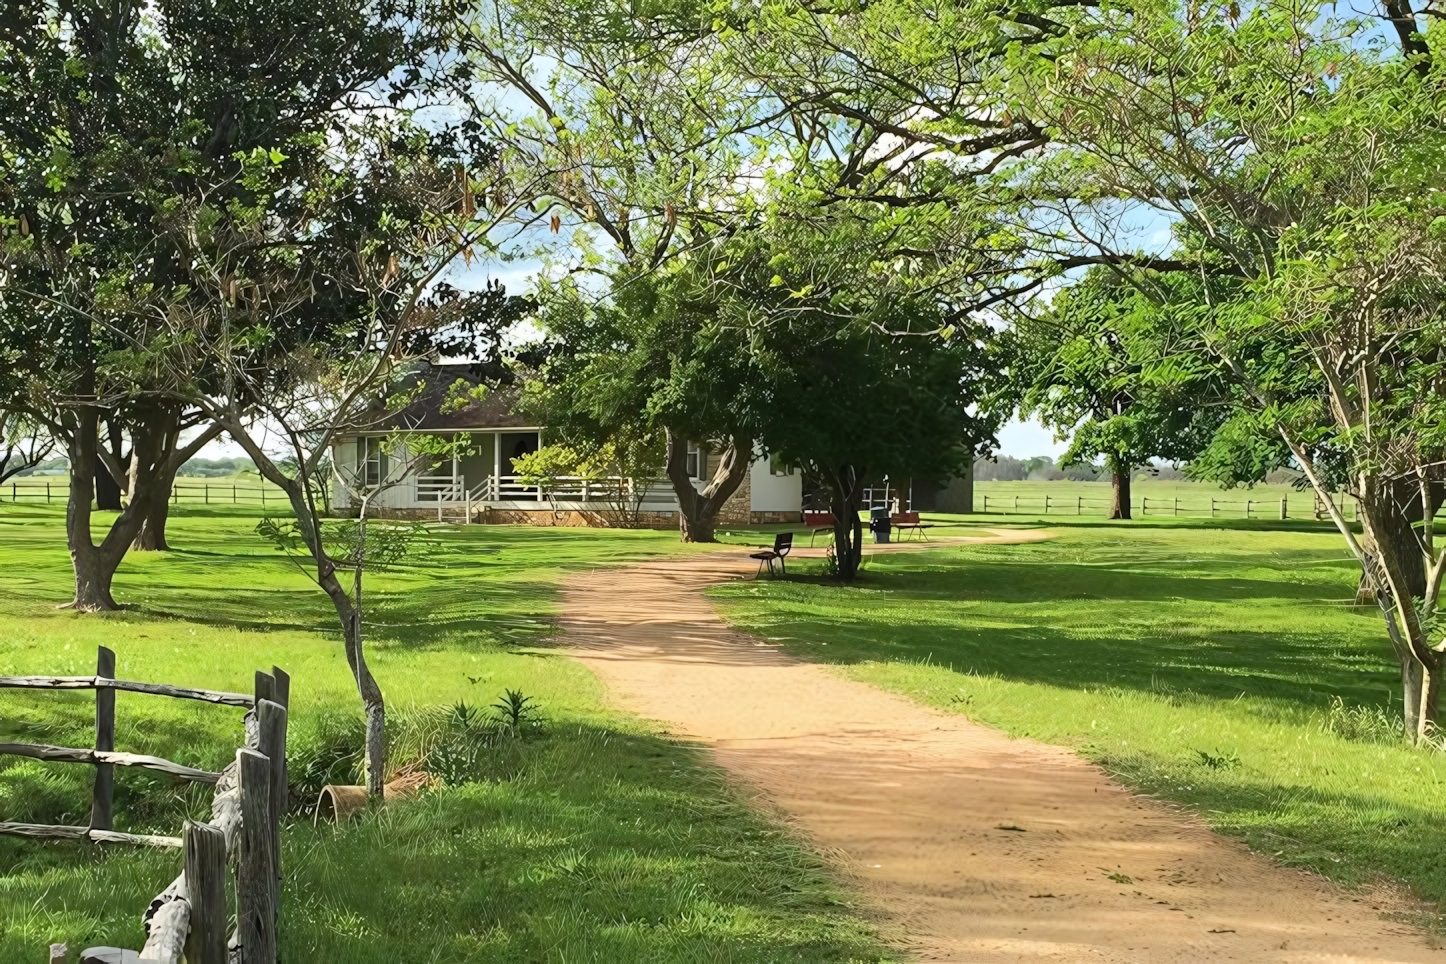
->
[664,428,752,543]
[824,463,866,581]
[1356,480,1442,742]
[64,410,148,611]
[127,407,186,551]
[1356,476,1436,603]
[1108,457,1132,520]
[94,417,124,511]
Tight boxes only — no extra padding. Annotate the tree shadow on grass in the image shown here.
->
[1099,743,1446,908]
[2,723,890,963]
[737,556,1394,712]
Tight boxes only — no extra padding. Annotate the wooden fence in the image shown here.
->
[0,647,289,964]
[3,480,287,507]
[978,492,1355,520]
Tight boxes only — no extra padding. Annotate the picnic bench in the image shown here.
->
[804,511,834,546]
[751,531,793,577]
[891,511,934,541]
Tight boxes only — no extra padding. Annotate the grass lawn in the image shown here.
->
[0,505,891,963]
[710,516,1446,923]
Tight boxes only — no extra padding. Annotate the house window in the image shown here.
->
[357,437,386,487]
[686,443,706,480]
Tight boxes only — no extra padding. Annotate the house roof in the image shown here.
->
[363,363,535,432]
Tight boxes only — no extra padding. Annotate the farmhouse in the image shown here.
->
[330,362,804,527]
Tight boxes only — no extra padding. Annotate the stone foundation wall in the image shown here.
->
[751,510,802,525]
[478,507,678,529]
[715,451,752,525]
[340,504,789,529]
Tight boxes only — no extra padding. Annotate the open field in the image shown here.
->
[0,506,890,962]
[710,516,1446,926]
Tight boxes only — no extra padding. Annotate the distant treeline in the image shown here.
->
[14,455,257,478]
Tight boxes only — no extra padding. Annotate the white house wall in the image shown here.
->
[749,453,802,513]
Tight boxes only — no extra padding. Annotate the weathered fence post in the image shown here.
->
[184,821,227,964]
[254,671,275,707]
[1280,497,1288,520]
[1174,497,1179,516]
[90,646,115,832]
[1210,498,1216,517]
[256,698,287,933]
[1044,495,1050,515]
[236,748,276,964]
[982,495,988,513]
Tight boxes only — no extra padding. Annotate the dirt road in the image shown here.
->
[561,537,1445,962]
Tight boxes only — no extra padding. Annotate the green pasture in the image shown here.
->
[0,506,890,963]
[971,478,1343,520]
[711,516,1446,927]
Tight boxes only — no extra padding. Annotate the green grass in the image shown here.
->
[710,516,1446,920]
[0,505,891,963]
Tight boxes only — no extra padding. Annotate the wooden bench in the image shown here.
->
[751,532,793,577]
[803,511,835,546]
[891,511,934,541]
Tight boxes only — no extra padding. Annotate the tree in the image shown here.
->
[1018,0,1446,738]
[527,273,760,541]
[697,217,1006,579]
[0,409,53,485]
[150,108,537,796]
[0,0,453,606]
[1017,272,1226,519]
[460,0,778,540]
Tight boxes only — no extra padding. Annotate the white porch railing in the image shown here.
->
[415,473,464,503]
[460,475,672,506]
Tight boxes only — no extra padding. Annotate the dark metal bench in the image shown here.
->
[751,531,793,577]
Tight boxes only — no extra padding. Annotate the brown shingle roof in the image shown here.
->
[358,363,535,432]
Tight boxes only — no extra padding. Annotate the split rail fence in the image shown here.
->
[0,647,289,964]
[977,491,1356,521]
[3,481,287,507]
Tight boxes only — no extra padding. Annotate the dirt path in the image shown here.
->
[560,535,1446,963]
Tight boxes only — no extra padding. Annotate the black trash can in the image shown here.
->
[869,506,891,544]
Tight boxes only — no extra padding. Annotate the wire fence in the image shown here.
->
[977,491,1353,520]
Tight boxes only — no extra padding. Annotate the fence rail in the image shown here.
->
[2,479,290,507]
[977,492,1354,520]
[4,647,289,964]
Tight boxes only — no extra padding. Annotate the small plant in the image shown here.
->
[492,689,541,733]
[1101,869,1133,884]
[822,544,840,579]
[1322,695,1402,745]
[1194,749,1240,770]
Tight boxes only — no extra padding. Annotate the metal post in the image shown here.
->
[90,646,116,832]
